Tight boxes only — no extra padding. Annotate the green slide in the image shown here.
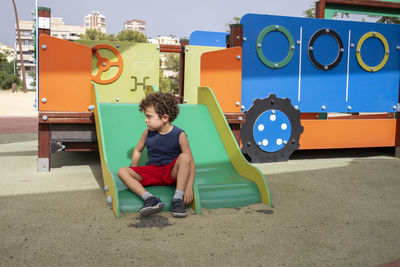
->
[93,85,271,217]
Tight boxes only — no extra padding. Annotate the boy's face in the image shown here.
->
[144,105,169,131]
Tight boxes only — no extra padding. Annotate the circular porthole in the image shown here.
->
[356,31,389,72]
[256,25,295,69]
[308,28,344,71]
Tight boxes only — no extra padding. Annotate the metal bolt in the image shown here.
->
[236,55,241,60]
[236,35,240,39]
[347,106,351,110]
[291,45,295,50]
[116,44,120,48]
[104,186,109,192]
[373,32,376,36]
[241,105,245,110]
[41,98,47,103]
[393,106,397,110]
[42,115,48,121]
[257,43,261,48]
[275,25,279,29]
[184,99,187,103]
[309,46,313,51]
[235,101,240,106]
[116,98,119,102]
[340,48,344,52]
[257,141,261,146]
[243,37,247,42]
[41,44,47,50]
[321,105,326,110]
[325,29,330,33]
[291,139,296,144]
[271,110,276,114]
[33,102,36,108]
[351,43,355,48]
[283,140,288,145]
[61,145,66,150]
[274,63,278,68]
[386,50,390,55]
[185,47,189,52]
[102,62,106,67]
[156,46,160,50]
[296,40,300,45]
[357,49,360,53]
[324,65,328,70]
[247,142,251,147]
[238,116,243,121]
[396,46,400,50]
[107,196,112,204]
[294,105,299,110]
[370,67,374,72]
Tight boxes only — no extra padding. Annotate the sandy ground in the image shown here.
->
[0,90,37,117]
[0,91,400,266]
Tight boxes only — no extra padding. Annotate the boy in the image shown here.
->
[117,92,195,218]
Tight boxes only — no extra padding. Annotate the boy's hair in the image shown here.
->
[139,92,180,122]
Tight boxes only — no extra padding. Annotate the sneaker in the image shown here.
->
[139,196,164,217]
[171,198,187,218]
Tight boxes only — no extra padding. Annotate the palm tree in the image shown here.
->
[12,0,27,93]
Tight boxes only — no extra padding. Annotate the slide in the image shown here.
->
[92,85,271,217]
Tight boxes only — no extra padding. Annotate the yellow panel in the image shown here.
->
[76,40,159,103]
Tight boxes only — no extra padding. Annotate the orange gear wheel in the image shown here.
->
[91,44,124,84]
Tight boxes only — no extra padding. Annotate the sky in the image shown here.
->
[1,0,316,46]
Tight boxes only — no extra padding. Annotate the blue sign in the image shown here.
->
[190,31,228,47]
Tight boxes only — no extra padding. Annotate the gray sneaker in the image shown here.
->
[139,196,164,217]
[171,198,187,218]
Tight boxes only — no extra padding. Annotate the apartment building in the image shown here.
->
[124,19,146,34]
[84,11,106,33]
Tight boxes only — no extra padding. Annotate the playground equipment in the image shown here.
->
[36,2,400,215]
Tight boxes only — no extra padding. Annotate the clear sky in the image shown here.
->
[1,0,316,46]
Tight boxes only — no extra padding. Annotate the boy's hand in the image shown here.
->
[184,187,194,205]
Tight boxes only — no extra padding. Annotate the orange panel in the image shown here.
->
[39,34,92,111]
[299,119,397,149]
[200,47,241,113]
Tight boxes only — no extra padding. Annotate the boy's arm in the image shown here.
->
[179,132,196,204]
[131,129,148,167]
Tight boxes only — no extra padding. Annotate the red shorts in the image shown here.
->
[130,158,178,186]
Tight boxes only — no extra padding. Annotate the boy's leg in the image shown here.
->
[170,153,193,217]
[117,167,164,216]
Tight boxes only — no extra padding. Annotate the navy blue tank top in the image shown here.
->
[146,126,183,166]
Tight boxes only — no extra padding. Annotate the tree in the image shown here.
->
[80,28,108,40]
[225,16,241,32]
[164,54,179,73]
[369,15,400,24]
[303,1,349,18]
[0,59,20,90]
[116,29,148,43]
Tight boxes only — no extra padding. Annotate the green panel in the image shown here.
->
[325,3,400,18]
[183,45,223,104]
[76,40,159,103]
[99,102,261,212]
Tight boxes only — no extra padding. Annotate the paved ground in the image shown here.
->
[1,91,400,266]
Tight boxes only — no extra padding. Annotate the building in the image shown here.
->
[0,42,16,63]
[84,11,106,33]
[15,18,87,86]
[15,20,35,78]
[148,35,180,45]
[124,19,146,34]
[51,17,86,41]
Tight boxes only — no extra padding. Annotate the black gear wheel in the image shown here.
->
[241,94,303,163]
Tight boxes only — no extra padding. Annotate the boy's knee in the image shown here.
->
[118,167,128,178]
[178,153,192,164]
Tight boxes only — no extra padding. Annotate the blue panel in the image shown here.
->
[190,31,228,47]
[241,14,400,113]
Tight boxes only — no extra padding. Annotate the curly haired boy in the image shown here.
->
[118,92,196,217]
